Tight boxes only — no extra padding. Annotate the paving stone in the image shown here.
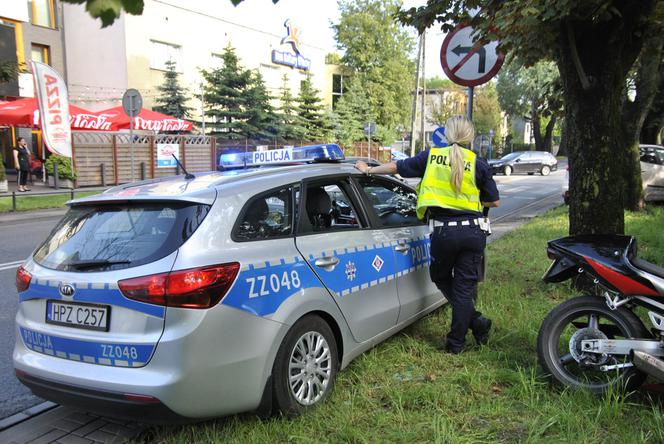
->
[71,419,106,437]
[1,424,56,444]
[84,429,120,443]
[54,420,84,433]
[27,429,69,444]
[63,412,97,426]
[55,435,94,444]
[0,412,29,431]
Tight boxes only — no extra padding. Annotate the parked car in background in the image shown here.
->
[391,151,409,161]
[640,144,664,202]
[488,151,558,176]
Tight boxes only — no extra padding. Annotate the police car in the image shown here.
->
[13,145,441,421]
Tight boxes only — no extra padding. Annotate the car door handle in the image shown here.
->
[394,243,409,254]
[314,256,340,270]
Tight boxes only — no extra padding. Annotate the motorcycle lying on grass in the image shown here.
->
[537,235,664,393]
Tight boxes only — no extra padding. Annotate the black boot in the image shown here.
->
[472,316,492,345]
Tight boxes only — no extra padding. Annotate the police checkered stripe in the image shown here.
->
[20,327,155,368]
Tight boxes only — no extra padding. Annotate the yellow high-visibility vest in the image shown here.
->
[415,146,481,219]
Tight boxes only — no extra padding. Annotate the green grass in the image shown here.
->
[0,191,97,212]
[139,206,664,444]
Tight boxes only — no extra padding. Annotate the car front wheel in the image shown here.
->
[541,165,551,176]
[503,165,512,176]
[272,315,339,416]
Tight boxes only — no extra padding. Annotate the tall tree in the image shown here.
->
[399,0,663,235]
[277,74,306,141]
[334,0,415,145]
[245,71,282,140]
[201,45,254,139]
[153,60,193,119]
[641,86,664,144]
[496,60,563,152]
[473,82,503,143]
[297,74,331,141]
[334,78,367,148]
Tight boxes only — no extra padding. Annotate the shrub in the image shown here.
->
[0,159,6,181]
[44,155,77,181]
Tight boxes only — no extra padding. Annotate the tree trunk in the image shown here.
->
[640,86,664,144]
[531,104,543,150]
[543,115,557,152]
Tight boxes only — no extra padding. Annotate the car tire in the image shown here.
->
[541,165,551,176]
[503,165,512,176]
[272,314,339,417]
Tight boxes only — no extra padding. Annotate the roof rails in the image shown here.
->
[219,144,345,169]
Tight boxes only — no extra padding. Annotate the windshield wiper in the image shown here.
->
[66,259,131,270]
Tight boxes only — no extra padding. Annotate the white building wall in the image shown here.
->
[123,0,331,112]
[63,3,129,111]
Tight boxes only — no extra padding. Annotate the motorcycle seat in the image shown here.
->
[632,257,664,279]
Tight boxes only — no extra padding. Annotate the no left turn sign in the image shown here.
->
[440,24,504,87]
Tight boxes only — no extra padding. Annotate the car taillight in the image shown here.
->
[16,266,31,292]
[547,248,559,260]
[118,262,240,309]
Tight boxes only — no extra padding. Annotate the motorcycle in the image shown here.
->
[537,234,664,393]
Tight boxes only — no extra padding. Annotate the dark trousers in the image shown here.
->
[429,223,486,349]
[18,169,29,186]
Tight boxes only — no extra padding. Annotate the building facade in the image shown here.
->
[62,0,343,128]
[1,0,66,165]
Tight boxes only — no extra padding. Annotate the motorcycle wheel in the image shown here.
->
[537,295,649,394]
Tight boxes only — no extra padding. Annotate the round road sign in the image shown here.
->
[122,88,143,117]
[432,126,447,147]
[440,24,504,87]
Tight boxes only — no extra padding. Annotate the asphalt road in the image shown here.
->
[0,217,59,419]
[0,165,566,419]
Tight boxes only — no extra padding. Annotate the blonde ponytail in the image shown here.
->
[444,115,475,194]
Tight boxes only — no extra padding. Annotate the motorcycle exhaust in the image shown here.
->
[631,350,664,382]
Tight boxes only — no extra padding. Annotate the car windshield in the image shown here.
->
[500,152,522,161]
[33,202,210,272]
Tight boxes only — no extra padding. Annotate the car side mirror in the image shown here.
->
[515,158,521,163]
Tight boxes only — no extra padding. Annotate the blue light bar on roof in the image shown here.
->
[218,144,345,169]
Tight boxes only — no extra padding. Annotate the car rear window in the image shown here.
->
[33,202,210,272]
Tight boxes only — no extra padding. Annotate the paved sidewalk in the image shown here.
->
[0,406,146,444]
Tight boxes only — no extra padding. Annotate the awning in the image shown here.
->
[93,106,193,132]
[0,97,102,130]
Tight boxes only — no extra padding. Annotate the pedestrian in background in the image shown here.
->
[13,137,31,192]
[355,115,500,353]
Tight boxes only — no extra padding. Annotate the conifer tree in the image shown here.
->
[201,45,253,139]
[245,71,282,140]
[296,73,332,141]
[153,60,192,119]
[277,74,306,141]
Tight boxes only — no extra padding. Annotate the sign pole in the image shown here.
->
[129,95,135,182]
[409,34,423,157]
[467,86,474,120]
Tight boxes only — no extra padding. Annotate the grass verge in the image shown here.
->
[140,206,664,444]
[0,191,98,212]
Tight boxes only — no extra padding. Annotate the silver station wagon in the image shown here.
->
[14,145,442,421]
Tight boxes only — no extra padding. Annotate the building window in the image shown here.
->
[150,40,182,71]
[31,43,50,65]
[31,0,55,29]
[332,74,344,109]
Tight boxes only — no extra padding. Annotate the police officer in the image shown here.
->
[355,115,500,353]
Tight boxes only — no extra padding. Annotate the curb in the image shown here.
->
[0,402,57,432]
[0,208,68,223]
